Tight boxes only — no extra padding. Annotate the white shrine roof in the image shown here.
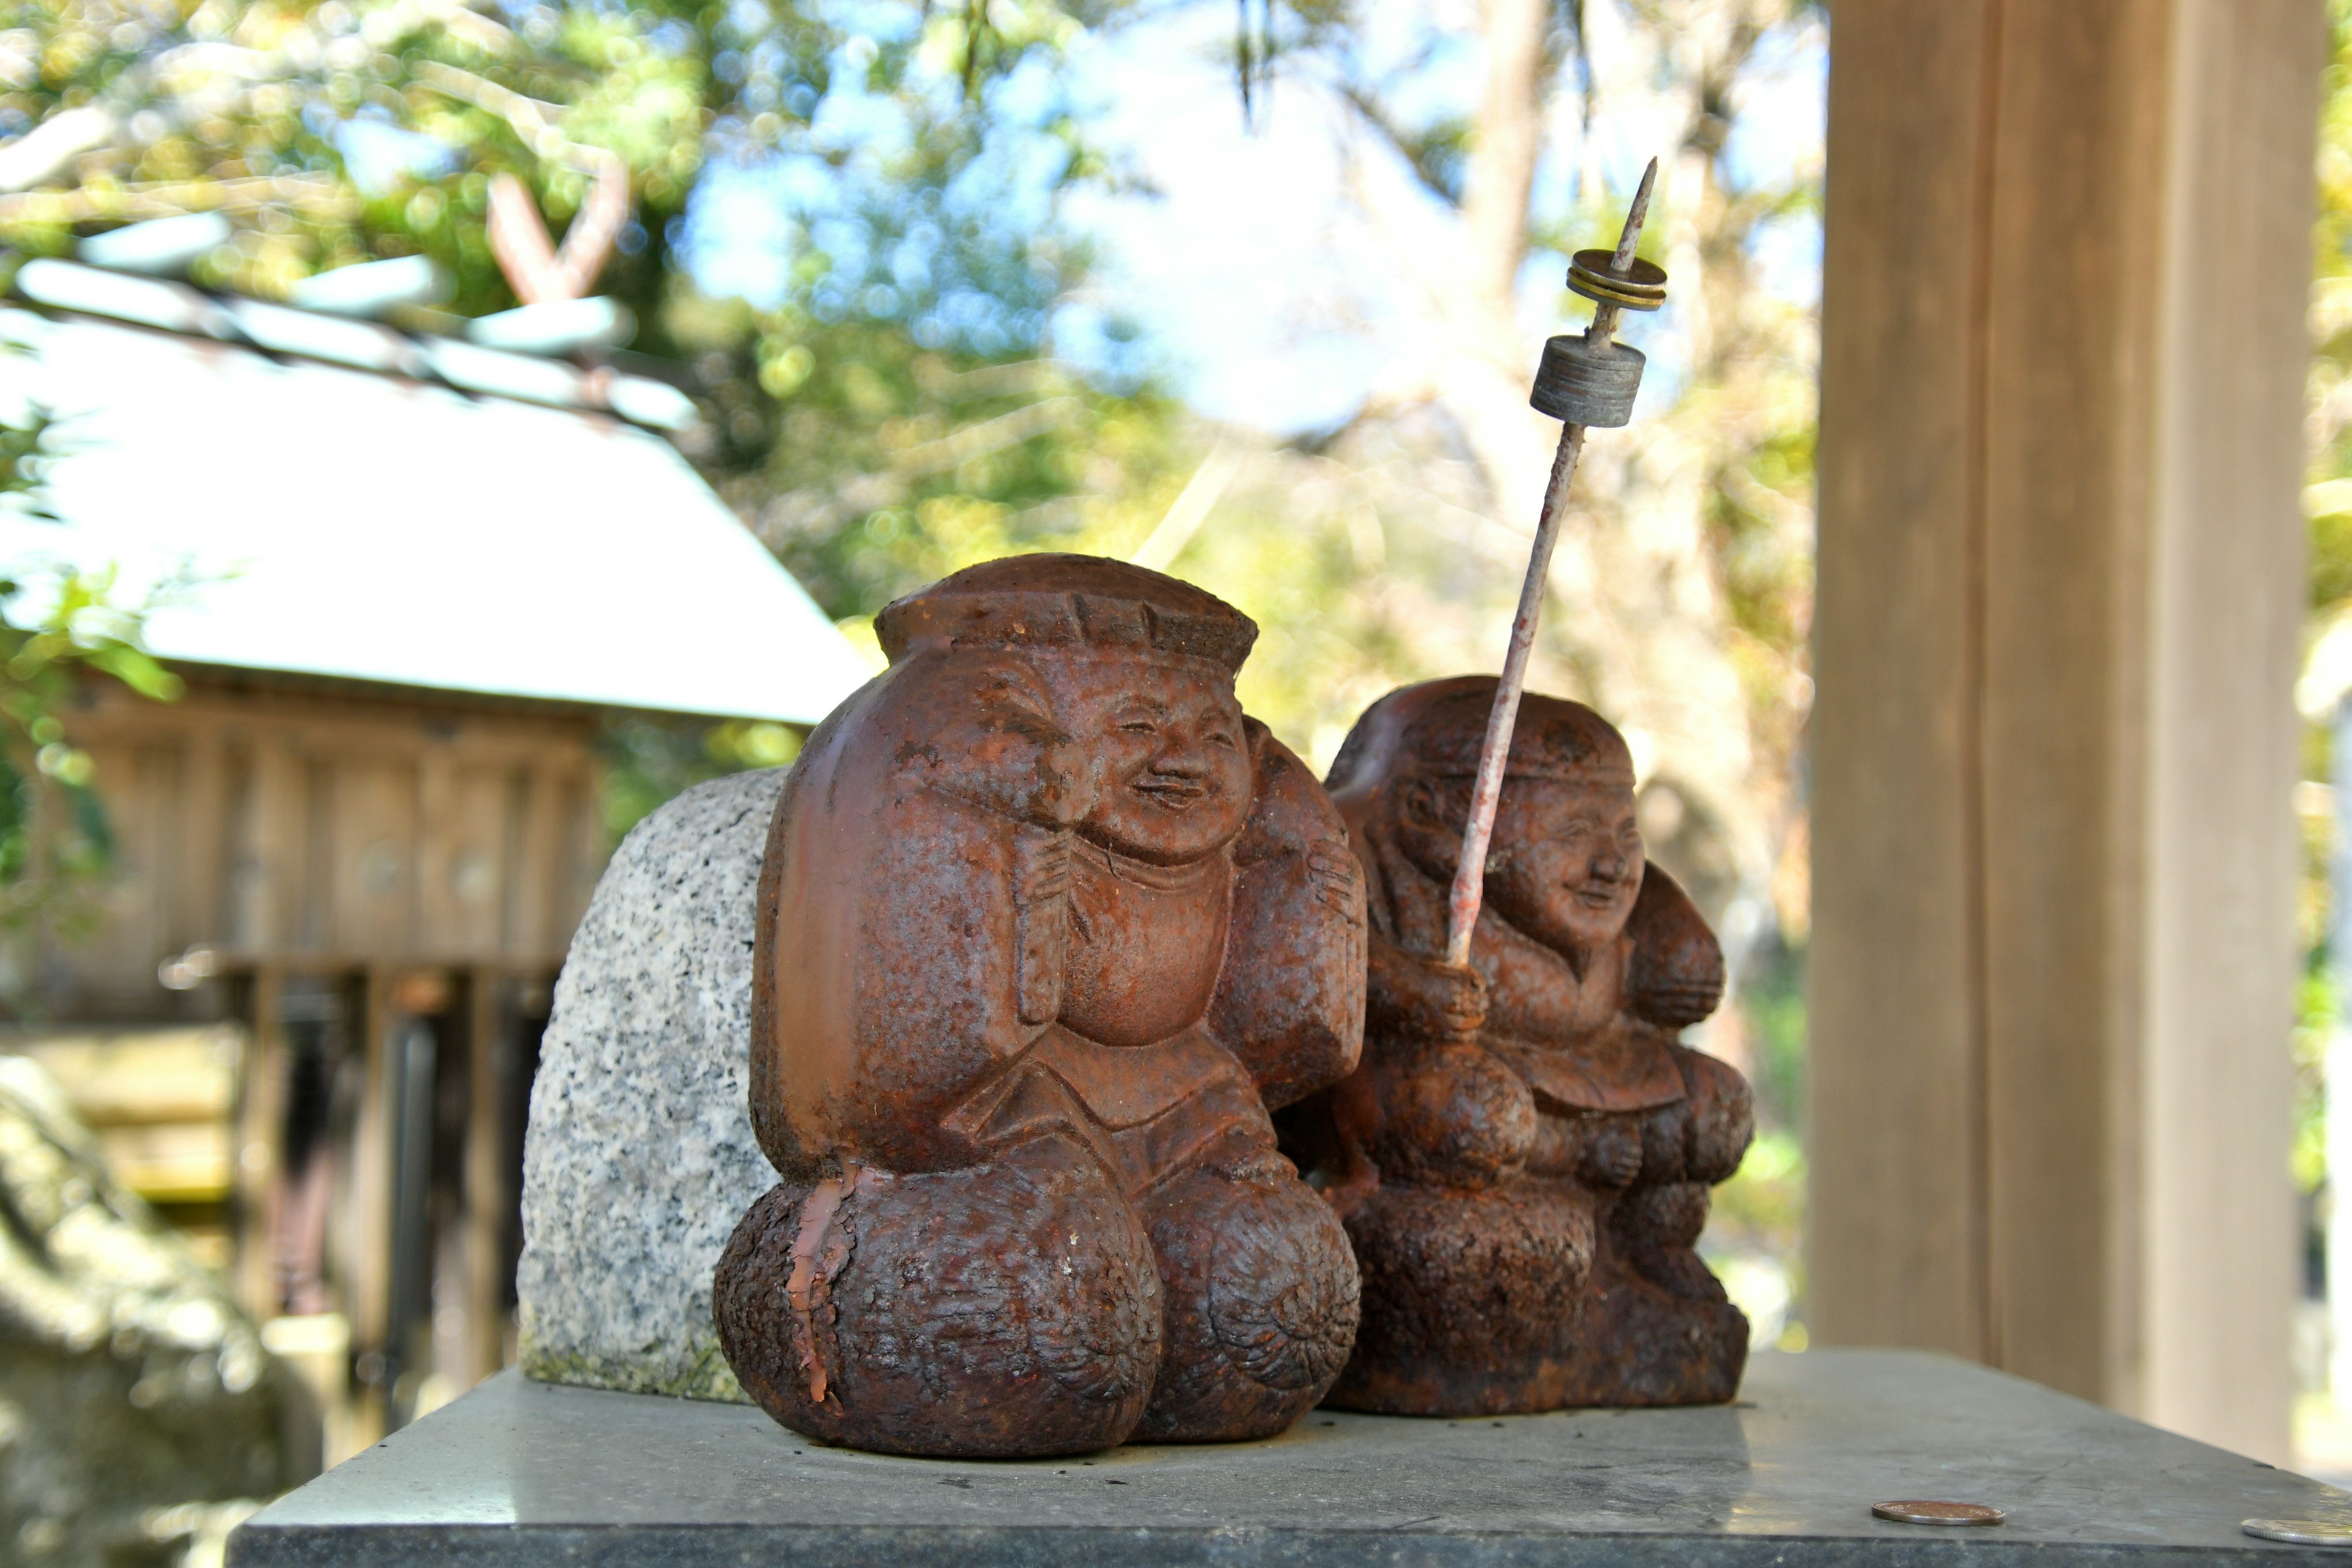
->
[0,280,874,725]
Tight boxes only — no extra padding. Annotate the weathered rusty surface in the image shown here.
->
[1280,676,1753,1415]
[714,554,1366,1459]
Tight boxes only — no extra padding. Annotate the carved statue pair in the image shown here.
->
[712,556,1754,1458]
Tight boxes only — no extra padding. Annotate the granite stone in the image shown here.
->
[229,1349,2352,1566]
[514,769,786,1403]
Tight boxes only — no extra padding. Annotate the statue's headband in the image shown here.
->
[876,553,1257,674]
[1327,677,1635,793]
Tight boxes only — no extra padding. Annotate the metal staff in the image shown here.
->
[1443,156,1668,969]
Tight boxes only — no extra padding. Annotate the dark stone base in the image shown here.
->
[230,1349,2352,1566]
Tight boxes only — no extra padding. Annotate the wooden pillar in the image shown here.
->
[343,964,394,1445]
[462,967,510,1387]
[1810,0,2320,1462]
[232,964,286,1323]
[176,729,229,956]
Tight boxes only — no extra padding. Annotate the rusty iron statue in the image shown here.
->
[1280,677,1753,1414]
[714,555,1368,1458]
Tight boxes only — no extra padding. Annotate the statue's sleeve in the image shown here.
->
[1207,721,1367,1109]
[751,650,1087,1178]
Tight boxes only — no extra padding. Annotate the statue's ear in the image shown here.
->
[1624,865,1725,1029]
[1389,775,1463,881]
[1398,775,1446,834]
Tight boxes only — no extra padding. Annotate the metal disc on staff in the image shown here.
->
[1567,249,1668,311]
[1871,1500,2007,1527]
[1530,335,1646,428]
[2244,1518,2352,1546]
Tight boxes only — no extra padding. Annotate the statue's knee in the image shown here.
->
[1370,1042,1537,1189]
[714,1141,1162,1458]
[1609,1178,1727,1304]
[1675,1048,1755,1183]
[1341,1178,1595,1376]
[1136,1163,1360,1441]
[1615,1177,1711,1251]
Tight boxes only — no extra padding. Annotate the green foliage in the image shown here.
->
[0,358,186,995]
[0,401,56,517]
[1709,1125,1803,1252]
[658,4,1180,625]
[1737,932,1807,1132]
[2300,0,2352,1211]
[0,560,183,984]
[0,0,701,313]
[2310,0,2352,614]
[0,0,1108,331]
[679,306,1186,624]
[2297,959,2333,1196]
[597,714,802,846]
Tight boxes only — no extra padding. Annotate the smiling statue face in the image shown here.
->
[1482,777,1645,954]
[1039,652,1254,864]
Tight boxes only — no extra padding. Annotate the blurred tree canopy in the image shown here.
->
[2293,0,2352,1210]
[0,0,1188,620]
[0,0,1085,313]
[0,561,182,959]
[2312,2,2352,617]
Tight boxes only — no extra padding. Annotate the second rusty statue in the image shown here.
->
[1281,679,1754,1414]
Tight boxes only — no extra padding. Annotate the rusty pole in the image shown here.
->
[1444,157,1665,970]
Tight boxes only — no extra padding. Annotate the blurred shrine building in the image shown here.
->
[0,239,871,1457]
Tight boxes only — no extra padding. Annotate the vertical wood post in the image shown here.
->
[462,967,510,1386]
[343,963,394,1445]
[231,963,285,1324]
[176,729,228,957]
[1810,0,2321,1461]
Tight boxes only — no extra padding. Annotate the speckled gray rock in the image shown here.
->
[516,769,787,1403]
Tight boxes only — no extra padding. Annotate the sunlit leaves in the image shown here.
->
[0,549,183,995]
[0,0,710,312]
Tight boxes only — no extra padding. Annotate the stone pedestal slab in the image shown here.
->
[230,1349,2351,1566]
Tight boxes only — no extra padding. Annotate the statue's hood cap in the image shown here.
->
[875,553,1257,674]
[1326,676,1634,792]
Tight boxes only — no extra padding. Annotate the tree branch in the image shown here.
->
[1334,84,1466,209]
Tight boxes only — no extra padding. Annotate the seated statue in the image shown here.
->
[714,555,1368,1458]
[1280,677,1753,1414]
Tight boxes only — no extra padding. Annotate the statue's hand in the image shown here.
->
[1575,1117,1644,1189]
[1304,836,1363,916]
[1430,960,1488,1039]
[1368,937,1488,1042]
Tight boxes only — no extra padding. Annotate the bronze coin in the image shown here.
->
[2244,1518,2352,1546]
[1872,1500,2007,1527]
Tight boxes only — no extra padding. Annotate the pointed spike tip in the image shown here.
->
[1609,156,1659,275]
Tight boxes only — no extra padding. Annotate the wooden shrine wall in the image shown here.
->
[56,668,604,1012]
